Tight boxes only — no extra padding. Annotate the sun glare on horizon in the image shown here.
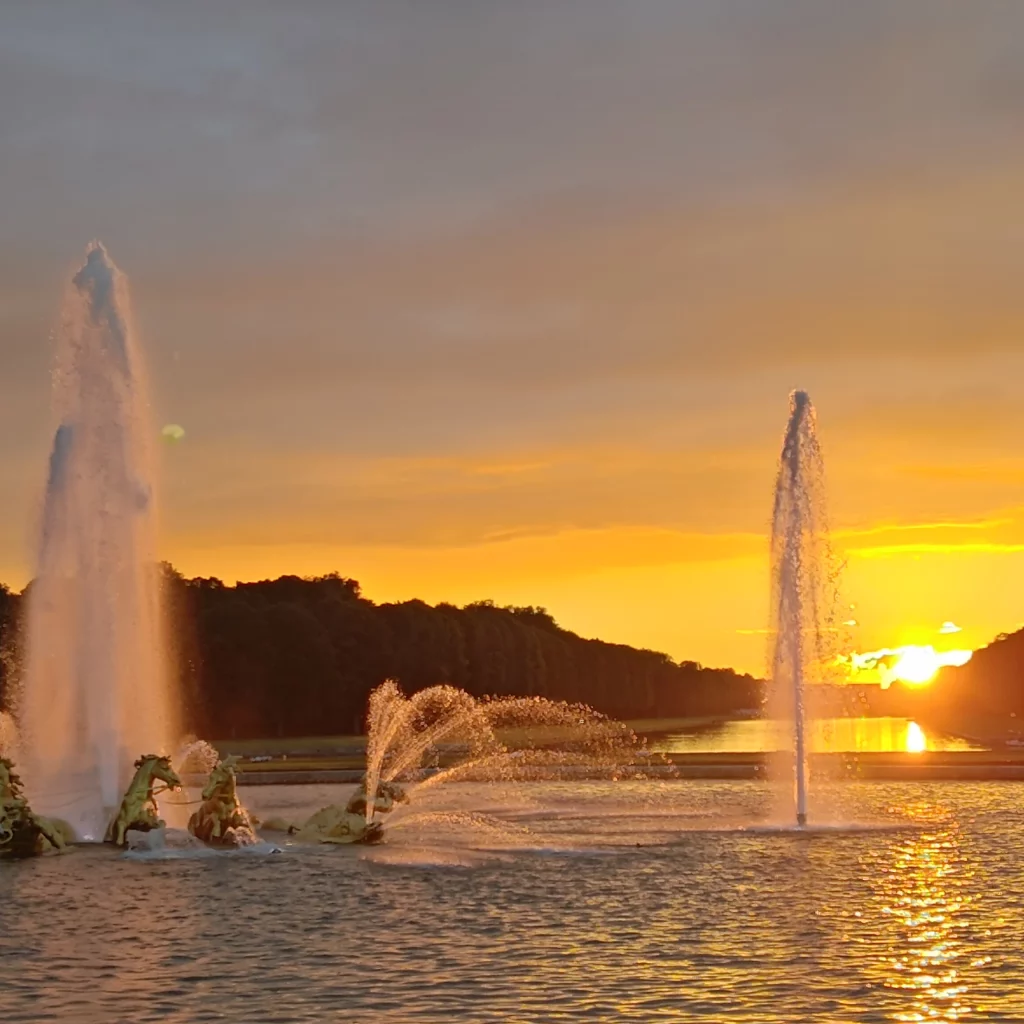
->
[849,644,973,687]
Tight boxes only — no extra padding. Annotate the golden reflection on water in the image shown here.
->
[870,803,975,1022]
[4,849,205,1018]
[904,722,927,754]
[655,717,981,755]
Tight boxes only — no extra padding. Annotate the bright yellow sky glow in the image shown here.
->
[2,6,1024,678]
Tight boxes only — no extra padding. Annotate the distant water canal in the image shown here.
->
[650,716,983,754]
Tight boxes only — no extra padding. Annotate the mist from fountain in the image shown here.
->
[0,712,19,761]
[767,390,837,828]
[173,739,222,778]
[20,243,177,841]
[361,680,667,834]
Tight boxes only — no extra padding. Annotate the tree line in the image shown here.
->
[0,566,762,739]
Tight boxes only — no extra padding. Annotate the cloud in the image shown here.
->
[836,513,1024,559]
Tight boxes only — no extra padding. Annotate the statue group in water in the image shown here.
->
[0,758,71,857]
[1,751,403,859]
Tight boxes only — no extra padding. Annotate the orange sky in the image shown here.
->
[1,4,1023,676]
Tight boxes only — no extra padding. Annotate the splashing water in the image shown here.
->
[767,391,838,828]
[361,680,667,832]
[21,243,177,841]
[172,738,221,778]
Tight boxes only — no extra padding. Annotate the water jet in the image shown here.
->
[21,243,177,841]
[286,680,669,846]
[767,390,835,828]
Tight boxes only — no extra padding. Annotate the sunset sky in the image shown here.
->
[2,2,1023,676]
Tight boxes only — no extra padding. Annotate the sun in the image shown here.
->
[846,643,974,687]
[887,645,974,686]
[889,647,943,686]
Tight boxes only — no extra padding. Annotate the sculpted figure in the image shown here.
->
[345,778,409,819]
[0,757,67,857]
[106,754,181,846]
[291,776,408,845]
[188,756,257,846]
[292,804,381,845]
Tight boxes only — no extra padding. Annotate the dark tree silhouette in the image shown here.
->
[3,567,763,739]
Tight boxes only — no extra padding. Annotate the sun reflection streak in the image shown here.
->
[905,722,927,754]
[869,808,975,1022]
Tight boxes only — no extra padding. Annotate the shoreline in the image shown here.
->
[218,751,1024,785]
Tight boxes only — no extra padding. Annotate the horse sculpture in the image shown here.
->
[291,776,408,845]
[0,757,67,858]
[188,756,257,846]
[106,754,182,846]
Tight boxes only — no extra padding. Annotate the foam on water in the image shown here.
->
[123,839,283,862]
[360,845,516,869]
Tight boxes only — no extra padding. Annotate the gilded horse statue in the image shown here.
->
[188,756,256,846]
[106,754,181,846]
[0,757,68,858]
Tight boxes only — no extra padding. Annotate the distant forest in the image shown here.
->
[0,567,762,739]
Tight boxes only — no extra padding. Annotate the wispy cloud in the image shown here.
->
[834,512,1024,559]
[853,542,1024,559]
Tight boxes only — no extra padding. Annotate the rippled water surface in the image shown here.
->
[3,780,1024,1023]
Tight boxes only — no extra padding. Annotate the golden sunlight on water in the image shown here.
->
[866,807,977,1023]
[654,717,980,754]
[6,783,1024,1022]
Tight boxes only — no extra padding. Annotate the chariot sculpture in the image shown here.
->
[0,757,68,858]
[291,776,408,844]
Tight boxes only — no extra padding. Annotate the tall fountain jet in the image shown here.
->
[768,391,833,828]
[21,243,176,840]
